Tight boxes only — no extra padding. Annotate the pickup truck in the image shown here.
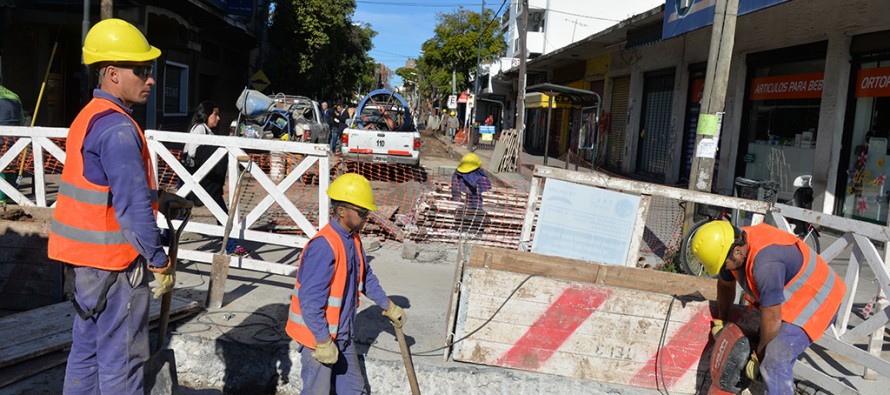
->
[340,89,420,166]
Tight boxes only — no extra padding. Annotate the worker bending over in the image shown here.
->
[286,173,406,394]
[691,221,845,394]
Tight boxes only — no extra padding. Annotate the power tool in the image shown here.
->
[708,323,752,395]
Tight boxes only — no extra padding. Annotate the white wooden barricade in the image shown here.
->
[769,204,890,394]
[0,126,330,276]
[520,166,771,267]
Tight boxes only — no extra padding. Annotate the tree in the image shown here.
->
[265,0,376,101]
[415,8,506,107]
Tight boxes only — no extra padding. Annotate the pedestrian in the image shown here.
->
[181,100,219,177]
[286,173,406,394]
[691,221,846,394]
[189,117,248,257]
[335,103,350,151]
[322,101,336,151]
[484,114,494,126]
[0,76,24,203]
[446,110,459,142]
[47,18,190,394]
[451,153,492,210]
[439,110,450,136]
[426,108,439,131]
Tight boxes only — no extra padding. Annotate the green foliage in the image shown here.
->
[266,0,376,101]
[658,248,682,273]
[415,8,506,105]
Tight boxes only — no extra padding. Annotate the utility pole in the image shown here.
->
[473,0,486,125]
[686,0,738,220]
[513,0,528,168]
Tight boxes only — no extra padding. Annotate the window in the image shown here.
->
[163,61,189,116]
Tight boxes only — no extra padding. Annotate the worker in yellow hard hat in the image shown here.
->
[452,153,492,209]
[286,173,406,393]
[49,18,190,394]
[690,220,846,393]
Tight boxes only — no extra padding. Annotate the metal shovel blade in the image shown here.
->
[144,348,179,395]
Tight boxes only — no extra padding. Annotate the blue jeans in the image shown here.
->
[330,130,341,153]
[299,339,366,394]
[64,259,150,395]
[760,322,811,395]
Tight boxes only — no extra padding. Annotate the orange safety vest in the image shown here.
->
[733,224,845,341]
[48,98,158,270]
[286,224,365,348]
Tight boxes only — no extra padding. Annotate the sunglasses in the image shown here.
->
[113,64,153,80]
[352,207,370,219]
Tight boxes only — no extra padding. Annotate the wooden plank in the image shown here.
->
[0,349,69,388]
[451,267,715,394]
[467,246,717,300]
[624,195,651,268]
[367,205,404,241]
[775,203,890,243]
[443,243,467,362]
[793,362,860,395]
[520,177,542,251]
[0,297,200,369]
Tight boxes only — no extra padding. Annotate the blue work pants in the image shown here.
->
[330,129,341,153]
[760,322,811,395]
[299,339,367,394]
[64,259,150,395]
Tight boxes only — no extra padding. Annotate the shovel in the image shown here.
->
[145,202,192,395]
[206,155,252,308]
[393,323,421,395]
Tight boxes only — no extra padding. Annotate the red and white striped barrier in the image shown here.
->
[452,267,745,394]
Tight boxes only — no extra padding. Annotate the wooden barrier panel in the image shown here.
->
[450,246,758,394]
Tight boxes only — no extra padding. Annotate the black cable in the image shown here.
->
[354,273,538,356]
[655,296,676,395]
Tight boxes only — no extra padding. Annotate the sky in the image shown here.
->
[353,0,665,87]
[354,0,499,87]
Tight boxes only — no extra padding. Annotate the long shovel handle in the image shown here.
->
[155,207,192,354]
[394,324,421,395]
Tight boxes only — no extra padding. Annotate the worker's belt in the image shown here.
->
[64,264,118,320]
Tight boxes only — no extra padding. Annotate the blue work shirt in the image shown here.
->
[720,244,803,308]
[297,218,390,342]
[81,89,166,267]
[451,168,492,209]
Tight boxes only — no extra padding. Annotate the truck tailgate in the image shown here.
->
[343,128,418,160]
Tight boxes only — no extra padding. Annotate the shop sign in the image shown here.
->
[663,0,787,39]
[749,72,824,101]
[855,67,890,98]
[458,91,469,103]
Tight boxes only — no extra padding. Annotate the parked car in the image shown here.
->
[340,89,420,166]
[235,90,329,143]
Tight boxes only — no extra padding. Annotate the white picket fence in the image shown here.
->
[0,125,330,276]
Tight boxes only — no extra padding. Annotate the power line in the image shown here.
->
[371,49,415,58]
[356,1,485,7]
[542,8,621,22]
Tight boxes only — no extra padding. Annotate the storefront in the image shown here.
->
[736,42,827,200]
[836,30,890,224]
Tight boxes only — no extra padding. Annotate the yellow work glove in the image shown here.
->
[383,300,407,328]
[745,352,761,381]
[711,319,725,338]
[149,258,174,299]
[312,338,339,365]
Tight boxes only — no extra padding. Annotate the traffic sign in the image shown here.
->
[447,95,458,109]
[251,70,271,92]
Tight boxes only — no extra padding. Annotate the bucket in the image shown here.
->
[235,89,273,118]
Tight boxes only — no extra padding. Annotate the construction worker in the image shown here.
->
[286,173,406,394]
[451,153,492,210]
[47,18,189,394]
[691,221,846,394]
[0,75,24,203]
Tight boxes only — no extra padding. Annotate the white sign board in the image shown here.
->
[531,179,640,265]
[447,95,458,109]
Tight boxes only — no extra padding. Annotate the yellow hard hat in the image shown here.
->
[457,153,482,173]
[450,110,456,116]
[690,221,737,275]
[83,18,161,65]
[327,173,378,211]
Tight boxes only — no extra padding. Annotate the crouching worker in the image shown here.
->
[691,221,845,394]
[286,173,407,394]
[451,153,492,210]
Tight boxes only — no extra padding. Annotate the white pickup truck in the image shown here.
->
[340,89,420,166]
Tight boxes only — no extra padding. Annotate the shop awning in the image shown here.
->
[526,83,601,107]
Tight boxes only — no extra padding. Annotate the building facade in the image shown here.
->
[0,0,265,131]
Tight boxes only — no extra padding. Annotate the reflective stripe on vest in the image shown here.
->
[741,224,846,341]
[285,224,366,348]
[47,98,158,270]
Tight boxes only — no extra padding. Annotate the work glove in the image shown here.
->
[383,300,407,328]
[149,258,174,299]
[711,319,724,338]
[312,338,339,365]
[745,352,761,381]
[158,189,193,219]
